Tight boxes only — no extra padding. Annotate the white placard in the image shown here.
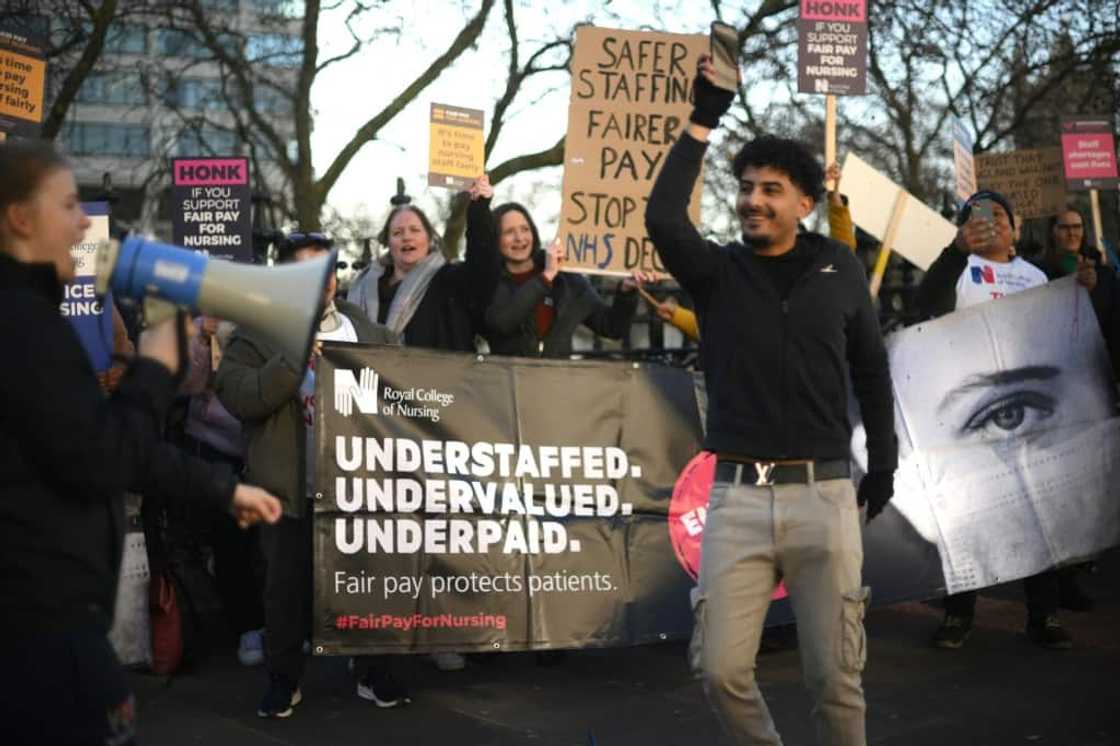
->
[840,152,958,271]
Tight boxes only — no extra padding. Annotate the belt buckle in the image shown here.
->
[753,462,776,486]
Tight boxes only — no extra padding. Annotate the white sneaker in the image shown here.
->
[430,652,466,671]
[238,629,265,667]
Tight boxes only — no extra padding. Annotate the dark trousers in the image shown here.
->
[0,624,137,746]
[183,436,264,636]
[944,568,1060,620]
[259,510,312,682]
[211,513,265,635]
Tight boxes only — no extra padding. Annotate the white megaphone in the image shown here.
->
[95,235,333,369]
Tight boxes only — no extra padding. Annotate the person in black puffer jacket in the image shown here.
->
[348,177,501,352]
[478,201,653,357]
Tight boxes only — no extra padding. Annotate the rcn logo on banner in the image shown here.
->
[970,265,995,284]
[334,367,379,417]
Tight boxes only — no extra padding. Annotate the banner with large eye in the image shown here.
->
[854,277,1120,596]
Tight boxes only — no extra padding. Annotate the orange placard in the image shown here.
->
[0,47,46,125]
[428,103,485,190]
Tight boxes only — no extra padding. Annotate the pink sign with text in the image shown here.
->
[800,0,867,23]
[173,157,249,187]
[1060,118,1119,190]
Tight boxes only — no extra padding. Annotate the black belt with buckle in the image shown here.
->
[714,459,850,486]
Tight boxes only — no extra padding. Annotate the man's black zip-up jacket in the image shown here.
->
[645,133,897,473]
[0,252,235,635]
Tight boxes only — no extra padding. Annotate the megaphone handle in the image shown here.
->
[142,297,179,327]
[140,298,192,385]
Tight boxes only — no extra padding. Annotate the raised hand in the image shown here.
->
[954,215,995,255]
[542,238,563,282]
[826,162,843,204]
[468,174,494,202]
[690,54,736,129]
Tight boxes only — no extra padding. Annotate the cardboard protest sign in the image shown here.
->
[558,26,706,276]
[841,152,957,271]
[797,0,867,95]
[171,157,252,263]
[974,147,1066,219]
[1061,117,1119,191]
[952,117,976,204]
[0,27,46,136]
[427,103,485,190]
[62,203,114,372]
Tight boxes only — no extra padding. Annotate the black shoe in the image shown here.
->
[932,615,972,649]
[1026,615,1073,650]
[357,669,411,708]
[257,674,302,718]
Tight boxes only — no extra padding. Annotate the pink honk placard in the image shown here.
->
[800,0,867,23]
[173,157,249,187]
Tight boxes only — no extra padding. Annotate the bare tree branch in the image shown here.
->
[42,0,119,138]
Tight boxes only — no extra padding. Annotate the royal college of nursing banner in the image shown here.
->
[311,285,1120,654]
[313,346,704,655]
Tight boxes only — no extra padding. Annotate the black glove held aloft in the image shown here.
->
[857,470,894,524]
[689,63,735,129]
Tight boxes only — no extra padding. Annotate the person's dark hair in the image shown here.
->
[378,204,437,248]
[731,135,825,204]
[277,230,332,262]
[492,202,541,254]
[0,139,70,217]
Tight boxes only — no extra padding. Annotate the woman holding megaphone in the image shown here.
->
[0,139,282,746]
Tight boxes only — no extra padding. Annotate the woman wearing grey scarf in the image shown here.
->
[348,177,501,351]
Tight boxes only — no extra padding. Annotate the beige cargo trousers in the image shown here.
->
[691,463,870,746]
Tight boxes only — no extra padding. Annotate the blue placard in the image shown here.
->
[63,202,115,372]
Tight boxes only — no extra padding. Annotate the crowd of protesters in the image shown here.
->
[1,56,1117,746]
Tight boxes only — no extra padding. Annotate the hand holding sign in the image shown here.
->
[1075,255,1097,292]
[542,238,563,282]
[468,174,493,202]
[826,162,843,205]
[653,295,679,322]
[621,269,658,293]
